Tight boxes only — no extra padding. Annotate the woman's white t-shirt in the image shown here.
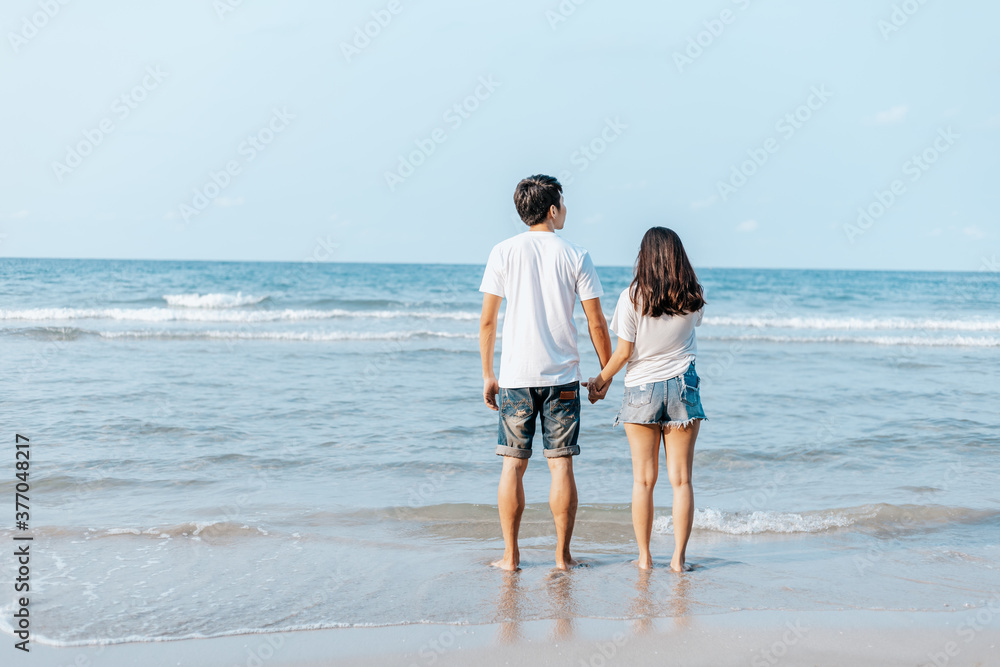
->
[609,287,703,387]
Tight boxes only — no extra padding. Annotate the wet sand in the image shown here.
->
[23,610,1000,667]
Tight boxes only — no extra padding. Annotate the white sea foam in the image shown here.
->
[96,329,477,342]
[0,307,477,322]
[654,507,861,535]
[163,292,269,308]
[700,334,1000,348]
[704,315,1000,332]
[5,309,996,331]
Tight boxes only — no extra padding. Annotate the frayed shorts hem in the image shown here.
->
[616,417,706,430]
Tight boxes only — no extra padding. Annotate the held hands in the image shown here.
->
[486,374,608,409]
[483,376,500,411]
[582,374,611,404]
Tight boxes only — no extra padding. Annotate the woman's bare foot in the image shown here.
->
[635,555,654,570]
[491,556,520,571]
[670,558,693,572]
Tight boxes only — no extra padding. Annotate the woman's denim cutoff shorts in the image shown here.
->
[614,361,707,428]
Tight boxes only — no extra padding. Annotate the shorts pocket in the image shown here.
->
[626,384,653,408]
[681,372,700,408]
[549,387,580,426]
[500,389,532,419]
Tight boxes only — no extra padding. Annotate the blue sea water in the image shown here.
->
[1,258,999,645]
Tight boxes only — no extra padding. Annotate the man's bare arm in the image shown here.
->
[581,297,612,401]
[479,293,503,411]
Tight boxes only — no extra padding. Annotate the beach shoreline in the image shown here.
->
[17,609,1000,667]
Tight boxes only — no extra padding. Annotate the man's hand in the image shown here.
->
[484,376,500,411]
[583,375,611,403]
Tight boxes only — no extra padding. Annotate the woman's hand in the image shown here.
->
[583,374,611,403]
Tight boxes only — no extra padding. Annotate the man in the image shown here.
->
[479,174,613,571]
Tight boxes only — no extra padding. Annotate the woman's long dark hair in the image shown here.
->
[630,227,705,317]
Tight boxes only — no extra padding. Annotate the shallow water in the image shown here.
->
[1,259,998,644]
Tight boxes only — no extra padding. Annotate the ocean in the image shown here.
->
[1,258,999,646]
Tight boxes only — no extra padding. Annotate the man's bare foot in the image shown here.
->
[635,556,654,570]
[491,557,520,571]
[555,554,580,570]
[670,559,693,572]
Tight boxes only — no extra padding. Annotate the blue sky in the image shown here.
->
[1,0,997,270]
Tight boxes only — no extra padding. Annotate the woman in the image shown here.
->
[586,227,706,572]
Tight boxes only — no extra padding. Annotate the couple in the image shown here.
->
[479,174,706,573]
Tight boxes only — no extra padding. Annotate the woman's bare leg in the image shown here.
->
[664,420,699,572]
[625,423,662,569]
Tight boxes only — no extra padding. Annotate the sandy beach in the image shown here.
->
[20,610,999,667]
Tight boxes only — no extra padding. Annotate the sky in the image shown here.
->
[1,0,998,271]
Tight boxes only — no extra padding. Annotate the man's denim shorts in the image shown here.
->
[614,362,707,429]
[496,381,581,459]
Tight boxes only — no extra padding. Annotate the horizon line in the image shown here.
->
[0,256,991,274]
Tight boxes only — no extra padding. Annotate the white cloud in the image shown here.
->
[737,219,758,233]
[584,213,604,225]
[983,114,1000,129]
[963,226,987,240]
[690,196,717,210]
[4,210,29,219]
[873,105,909,125]
[615,180,648,191]
[214,196,244,208]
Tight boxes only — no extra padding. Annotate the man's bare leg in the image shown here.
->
[547,456,579,570]
[493,456,528,571]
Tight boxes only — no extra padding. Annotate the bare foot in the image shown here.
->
[555,554,580,570]
[634,557,654,570]
[491,557,520,571]
[670,560,693,572]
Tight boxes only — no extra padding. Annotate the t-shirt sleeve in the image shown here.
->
[576,251,604,301]
[479,245,505,298]
[609,289,637,343]
[694,307,704,327]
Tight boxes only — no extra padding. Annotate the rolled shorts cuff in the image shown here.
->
[543,444,580,458]
[495,445,532,459]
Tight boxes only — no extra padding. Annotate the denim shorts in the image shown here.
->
[614,362,707,428]
[496,381,581,459]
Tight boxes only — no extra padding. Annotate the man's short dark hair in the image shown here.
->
[514,174,562,226]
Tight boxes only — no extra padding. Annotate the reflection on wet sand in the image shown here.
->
[629,567,655,635]
[670,570,692,628]
[495,570,524,643]
[546,569,576,641]
[628,565,694,635]
[493,561,697,645]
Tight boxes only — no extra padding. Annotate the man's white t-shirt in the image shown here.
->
[609,287,703,387]
[480,231,604,389]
